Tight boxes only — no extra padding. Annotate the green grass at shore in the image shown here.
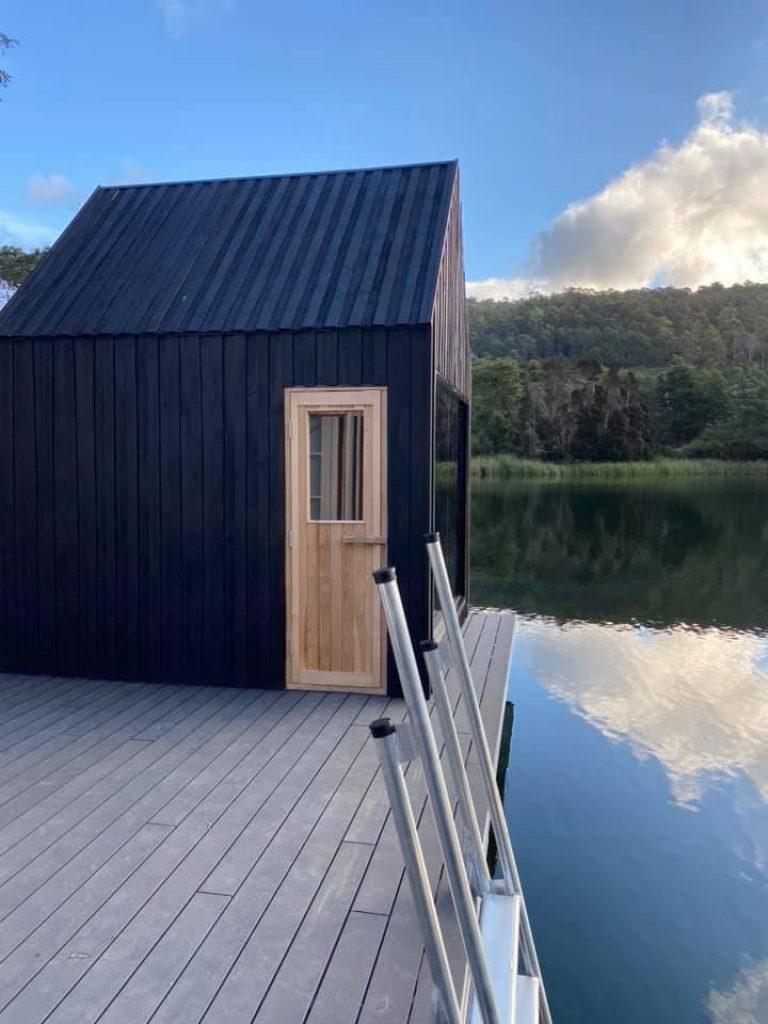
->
[470,455,768,479]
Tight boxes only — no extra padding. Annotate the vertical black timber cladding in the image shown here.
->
[385,328,410,693]
[411,328,433,645]
[200,335,225,682]
[159,335,183,680]
[74,337,97,677]
[245,334,270,685]
[223,334,247,683]
[114,335,140,679]
[386,328,410,597]
[362,327,387,383]
[293,330,317,386]
[137,336,162,679]
[316,329,338,385]
[384,326,432,694]
[338,328,363,385]
[53,337,79,675]
[13,341,37,670]
[0,341,14,667]
[267,331,293,686]
[94,336,117,676]
[179,334,204,682]
[0,324,437,690]
[33,338,55,673]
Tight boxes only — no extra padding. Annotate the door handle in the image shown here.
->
[342,535,388,545]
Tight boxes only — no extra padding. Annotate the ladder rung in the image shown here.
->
[470,893,521,1023]
[514,975,540,1024]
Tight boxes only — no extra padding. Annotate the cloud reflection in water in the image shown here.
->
[707,959,768,1024]
[516,618,768,810]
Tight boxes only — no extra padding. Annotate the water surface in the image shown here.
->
[471,478,768,1024]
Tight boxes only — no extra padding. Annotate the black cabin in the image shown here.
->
[0,160,470,695]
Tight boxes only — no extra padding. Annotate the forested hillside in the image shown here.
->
[469,284,768,461]
[469,284,768,368]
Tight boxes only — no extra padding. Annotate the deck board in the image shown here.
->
[0,610,514,1024]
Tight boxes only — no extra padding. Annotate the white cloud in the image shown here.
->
[468,92,768,299]
[464,276,543,302]
[696,90,735,125]
[26,173,81,206]
[156,0,234,36]
[0,211,59,249]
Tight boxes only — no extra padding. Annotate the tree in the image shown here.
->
[1,34,17,95]
[694,325,727,368]
[688,372,768,459]
[517,360,543,457]
[0,246,48,288]
[570,368,652,461]
[527,357,580,459]
[471,354,654,462]
[655,357,727,447]
[0,247,49,308]
[471,357,523,455]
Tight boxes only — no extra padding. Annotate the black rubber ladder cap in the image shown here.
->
[372,567,396,585]
[368,717,395,739]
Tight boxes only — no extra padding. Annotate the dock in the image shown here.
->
[0,610,514,1024]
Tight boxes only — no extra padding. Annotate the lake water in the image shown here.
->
[471,477,768,1024]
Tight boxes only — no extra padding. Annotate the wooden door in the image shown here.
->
[286,388,387,693]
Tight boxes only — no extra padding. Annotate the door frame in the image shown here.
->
[284,386,387,694]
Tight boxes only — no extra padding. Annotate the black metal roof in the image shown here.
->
[0,160,458,337]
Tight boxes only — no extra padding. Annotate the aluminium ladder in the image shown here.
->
[368,533,552,1024]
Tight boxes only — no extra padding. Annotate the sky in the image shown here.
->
[2,0,768,298]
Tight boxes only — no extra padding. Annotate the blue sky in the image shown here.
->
[3,0,768,293]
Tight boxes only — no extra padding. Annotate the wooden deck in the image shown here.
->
[0,610,514,1024]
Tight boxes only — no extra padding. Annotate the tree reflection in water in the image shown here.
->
[471,477,768,631]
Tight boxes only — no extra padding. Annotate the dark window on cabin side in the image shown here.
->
[434,380,468,601]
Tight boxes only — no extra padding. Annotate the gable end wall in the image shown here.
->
[431,174,470,399]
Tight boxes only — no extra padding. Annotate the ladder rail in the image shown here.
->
[425,533,553,1024]
[421,639,491,899]
[373,568,502,1024]
[369,718,463,1024]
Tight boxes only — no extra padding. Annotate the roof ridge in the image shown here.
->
[98,159,458,192]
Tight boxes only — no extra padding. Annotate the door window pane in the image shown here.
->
[308,411,364,521]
